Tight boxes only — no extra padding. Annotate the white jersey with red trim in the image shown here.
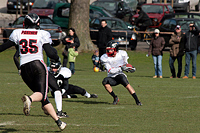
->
[9,29,52,66]
[100,50,129,77]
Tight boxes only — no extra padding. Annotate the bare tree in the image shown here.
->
[69,0,95,51]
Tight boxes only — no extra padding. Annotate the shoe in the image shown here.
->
[21,95,31,116]
[113,96,119,105]
[42,107,49,115]
[90,94,98,98]
[159,76,163,78]
[56,120,67,131]
[170,76,175,78]
[136,102,142,106]
[182,76,188,79]
[192,76,196,79]
[153,76,157,78]
[57,111,69,118]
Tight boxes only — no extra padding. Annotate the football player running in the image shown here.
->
[48,61,98,99]
[14,49,69,118]
[100,41,142,105]
[0,13,66,131]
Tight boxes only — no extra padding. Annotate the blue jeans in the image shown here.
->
[169,56,183,78]
[184,50,197,77]
[152,55,162,76]
[69,62,75,75]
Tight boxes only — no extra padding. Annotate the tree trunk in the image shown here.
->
[69,0,95,52]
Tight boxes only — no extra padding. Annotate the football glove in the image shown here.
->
[121,64,136,73]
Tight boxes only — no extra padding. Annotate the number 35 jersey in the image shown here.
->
[9,29,52,66]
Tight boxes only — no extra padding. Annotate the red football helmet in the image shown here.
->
[106,41,119,57]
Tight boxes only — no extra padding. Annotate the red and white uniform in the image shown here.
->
[100,50,129,77]
[9,29,52,66]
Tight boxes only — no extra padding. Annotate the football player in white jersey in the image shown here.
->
[0,13,66,131]
[48,61,98,99]
[14,49,69,118]
[100,41,142,105]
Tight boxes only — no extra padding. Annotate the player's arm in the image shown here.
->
[13,49,20,70]
[43,43,60,62]
[0,40,16,52]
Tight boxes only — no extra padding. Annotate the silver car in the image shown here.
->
[3,15,62,46]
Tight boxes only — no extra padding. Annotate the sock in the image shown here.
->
[84,92,91,98]
[28,96,32,102]
[109,91,117,99]
[55,119,62,126]
[54,91,62,112]
[61,89,66,95]
[132,93,140,103]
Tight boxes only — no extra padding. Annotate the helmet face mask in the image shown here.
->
[50,62,61,75]
[106,41,118,57]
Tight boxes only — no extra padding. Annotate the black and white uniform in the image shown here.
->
[0,28,60,106]
[49,67,88,97]
[100,50,130,87]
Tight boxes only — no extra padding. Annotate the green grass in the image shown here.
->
[0,48,200,133]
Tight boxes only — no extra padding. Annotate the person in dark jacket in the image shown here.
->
[97,19,112,71]
[147,29,165,78]
[62,28,80,67]
[182,23,199,79]
[169,25,185,78]
[134,6,152,40]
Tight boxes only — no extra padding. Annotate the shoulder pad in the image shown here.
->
[59,67,72,78]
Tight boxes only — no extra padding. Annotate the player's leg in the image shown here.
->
[102,77,119,105]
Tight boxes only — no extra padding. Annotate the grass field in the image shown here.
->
[0,47,200,133]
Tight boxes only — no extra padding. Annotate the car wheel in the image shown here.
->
[52,40,61,46]
[3,31,8,43]
[129,40,137,50]
[195,2,200,11]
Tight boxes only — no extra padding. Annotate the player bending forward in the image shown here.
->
[100,41,142,105]
[0,13,66,131]
[48,61,98,99]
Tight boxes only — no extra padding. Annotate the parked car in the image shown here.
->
[152,0,200,12]
[159,17,200,47]
[90,17,137,50]
[29,0,67,19]
[52,3,114,32]
[7,0,35,13]
[3,16,62,46]
[132,3,175,28]
[90,0,134,22]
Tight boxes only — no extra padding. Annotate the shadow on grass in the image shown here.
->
[0,127,60,133]
[63,99,110,105]
[0,113,47,117]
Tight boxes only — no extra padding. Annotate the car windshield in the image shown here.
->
[32,0,66,9]
[91,1,117,11]
[106,20,128,30]
[142,5,163,14]
[14,17,54,25]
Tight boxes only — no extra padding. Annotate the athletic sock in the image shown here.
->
[110,91,117,98]
[61,89,66,95]
[132,93,140,103]
[54,91,62,112]
[55,119,62,126]
[84,91,91,98]
[28,96,32,102]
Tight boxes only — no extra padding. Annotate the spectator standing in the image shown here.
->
[183,23,199,79]
[62,28,80,67]
[148,29,165,78]
[91,50,100,69]
[68,45,78,75]
[134,6,152,40]
[97,19,112,71]
[169,25,185,78]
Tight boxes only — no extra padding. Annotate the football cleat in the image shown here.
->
[113,96,119,105]
[90,94,98,98]
[21,95,32,116]
[56,119,67,131]
[57,111,69,118]
[136,102,142,106]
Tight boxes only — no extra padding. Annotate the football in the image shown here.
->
[93,67,100,72]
